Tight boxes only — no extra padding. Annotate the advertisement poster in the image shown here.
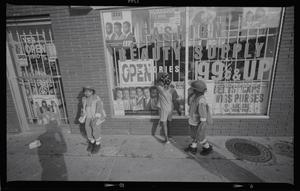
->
[187,81,268,115]
[132,9,151,45]
[112,81,185,116]
[16,53,28,66]
[189,7,220,47]
[119,59,155,87]
[212,81,269,114]
[242,7,281,29]
[32,95,59,106]
[46,43,57,61]
[149,8,183,34]
[32,94,60,124]
[12,40,29,66]
[103,11,134,48]
[195,58,273,82]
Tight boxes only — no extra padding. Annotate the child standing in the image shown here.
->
[156,73,174,143]
[79,86,106,154]
[185,80,213,155]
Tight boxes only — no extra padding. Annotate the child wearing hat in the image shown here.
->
[185,80,213,155]
[155,72,175,143]
[79,86,106,154]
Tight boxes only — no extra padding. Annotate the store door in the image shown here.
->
[6,17,69,130]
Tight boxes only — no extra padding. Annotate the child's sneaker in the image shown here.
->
[200,145,213,156]
[91,143,101,154]
[184,144,197,154]
[87,141,94,153]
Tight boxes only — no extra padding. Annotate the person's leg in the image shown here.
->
[160,109,169,143]
[197,122,213,155]
[85,118,94,143]
[93,121,102,145]
[190,125,198,150]
[160,121,169,142]
[85,118,95,153]
[166,120,170,138]
[185,125,198,154]
[91,120,102,154]
[197,122,208,147]
[167,112,172,138]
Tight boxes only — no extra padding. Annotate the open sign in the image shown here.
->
[119,60,154,87]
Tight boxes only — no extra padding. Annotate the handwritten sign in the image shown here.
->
[211,81,268,114]
[119,60,155,87]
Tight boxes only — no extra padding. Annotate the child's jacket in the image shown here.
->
[188,94,213,126]
[82,95,106,119]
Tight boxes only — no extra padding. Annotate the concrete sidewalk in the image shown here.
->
[6,125,293,184]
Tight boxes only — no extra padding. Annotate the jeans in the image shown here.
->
[189,122,206,142]
[85,117,101,141]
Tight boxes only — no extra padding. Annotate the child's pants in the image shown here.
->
[85,117,101,140]
[189,122,206,142]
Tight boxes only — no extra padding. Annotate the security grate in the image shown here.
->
[7,20,69,125]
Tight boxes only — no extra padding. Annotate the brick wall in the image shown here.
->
[6,5,294,136]
[6,78,21,133]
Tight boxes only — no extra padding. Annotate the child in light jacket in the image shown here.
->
[79,86,106,154]
[185,80,213,155]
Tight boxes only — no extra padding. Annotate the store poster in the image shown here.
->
[187,80,268,115]
[242,7,281,29]
[103,11,134,48]
[189,7,222,47]
[118,59,155,87]
[32,95,60,121]
[46,43,57,61]
[193,58,273,115]
[211,81,269,114]
[112,81,185,116]
[7,33,28,67]
[149,8,185,44]
[149,8,182,34]
[14,41,28,66]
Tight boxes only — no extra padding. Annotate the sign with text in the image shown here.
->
[187,81,269,115]
[212,81,269,114]
[119,59,155,87]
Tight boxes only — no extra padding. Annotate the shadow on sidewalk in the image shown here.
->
[37,120,68,180]
[150,114,264,182]
[170,136,264,183]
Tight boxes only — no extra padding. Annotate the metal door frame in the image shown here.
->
[7,41,29,132]
[6,17,69,129]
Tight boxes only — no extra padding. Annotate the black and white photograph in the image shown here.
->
[4,2,294,191]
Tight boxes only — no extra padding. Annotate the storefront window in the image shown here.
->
[102,8,186,117]
[101,7,283,117]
